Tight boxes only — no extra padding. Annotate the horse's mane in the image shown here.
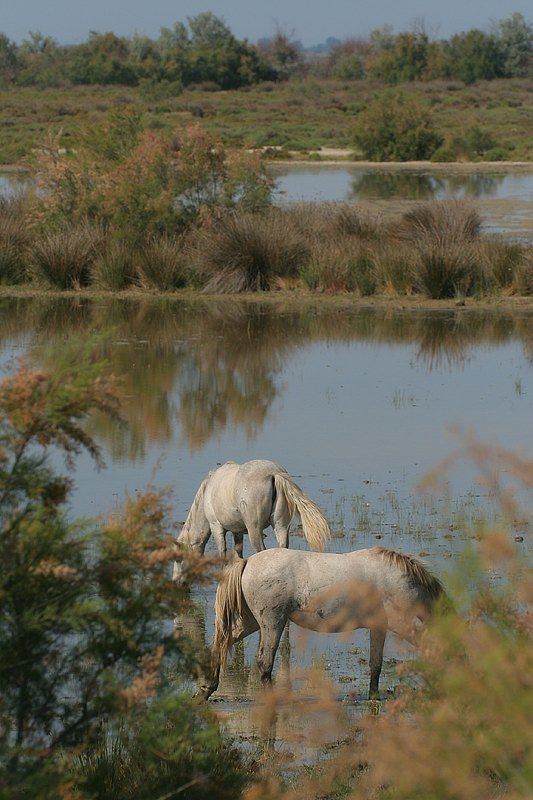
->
[180,474,212,543]
[373,546,444,601]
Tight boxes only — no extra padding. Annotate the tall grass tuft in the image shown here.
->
[393,199,483,298]
[513,247,533,295]
[285,201,380,241]
[0,194,33,284]
[192,210,309,293]
[302,239,377,294]
[474,238,527,293]
[135,234,190,291]
[91,238,138,291]
[31,222,106,288]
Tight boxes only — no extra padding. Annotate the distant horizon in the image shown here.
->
[3,1,532,49]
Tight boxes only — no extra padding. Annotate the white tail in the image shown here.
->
[212,559,248,670]
[273,473,331,551]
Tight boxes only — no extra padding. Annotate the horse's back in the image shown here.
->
[239,547,442,632]
[204,459,287,531]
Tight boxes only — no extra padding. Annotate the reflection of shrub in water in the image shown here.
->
[350,171,441,201]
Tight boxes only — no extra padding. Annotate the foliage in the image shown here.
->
[445,30,505,84]
[367,32,429,83]
[29,222,106,288]
[31,112,273,240]
[496,12,533,77]
[353,90,443,161]
[0,342,247,798]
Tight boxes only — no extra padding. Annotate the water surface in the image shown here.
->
[2,296,532,753]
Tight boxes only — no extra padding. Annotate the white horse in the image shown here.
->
[200,546,446,700]
[173,460,331,583]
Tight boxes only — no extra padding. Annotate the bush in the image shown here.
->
[353,90,443,161]
[0,342,248,798]
[91,238,138,290]
[302,239,377,294]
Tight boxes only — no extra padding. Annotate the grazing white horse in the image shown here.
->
[173,460,331,583]
[200,546,446,700]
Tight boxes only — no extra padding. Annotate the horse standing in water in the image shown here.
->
[173,460,331,583]
[199,546,446,700]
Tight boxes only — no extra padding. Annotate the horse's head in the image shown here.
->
[172,524,190,586]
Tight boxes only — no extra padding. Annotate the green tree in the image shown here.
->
[0,342,247,798]
[368,32,429,83]
[0,34,18,83]
[446,29,504,83]
[187,12,233,48]
[353,90,443,161]
[496,12,533,77]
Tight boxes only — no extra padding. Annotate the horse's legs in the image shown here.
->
[210,521,227,559]
[256,617,287,686]
[272,523,290,548]
[246,524,266,553]
[368,627,387,699]
[232,531,244,559]
[272,498,292,548]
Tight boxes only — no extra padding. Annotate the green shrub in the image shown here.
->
[0,344,247,798]
[353,90,443,161]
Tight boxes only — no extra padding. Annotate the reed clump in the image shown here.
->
[191,210,309,293]
[30,222,106,288]
[4,181,533,299]
[0,194,34,284]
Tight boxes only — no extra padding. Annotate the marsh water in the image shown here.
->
[2,295,533,757]
[271,163,533,239]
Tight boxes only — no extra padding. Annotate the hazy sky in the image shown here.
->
[5,0,532,46]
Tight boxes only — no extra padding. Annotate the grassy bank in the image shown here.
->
[2,77,533,165]
[2,194,533,301]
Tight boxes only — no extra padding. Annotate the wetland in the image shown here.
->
[2,293,532,760]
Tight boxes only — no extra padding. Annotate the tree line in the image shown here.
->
[0,11,531,91]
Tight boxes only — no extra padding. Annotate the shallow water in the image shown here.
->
[271,163,533,238]
[2,295,533,758]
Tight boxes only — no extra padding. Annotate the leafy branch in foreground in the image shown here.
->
[0,342,247,799]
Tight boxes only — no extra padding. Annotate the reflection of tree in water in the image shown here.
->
[3,297,533,455]
[349,171,505,202]
[350,171,442,201]
[444,173,504,199]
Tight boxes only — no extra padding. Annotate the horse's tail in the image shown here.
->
[273,473,331,552]
[212,558,248,671]
[374,547,448,613]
